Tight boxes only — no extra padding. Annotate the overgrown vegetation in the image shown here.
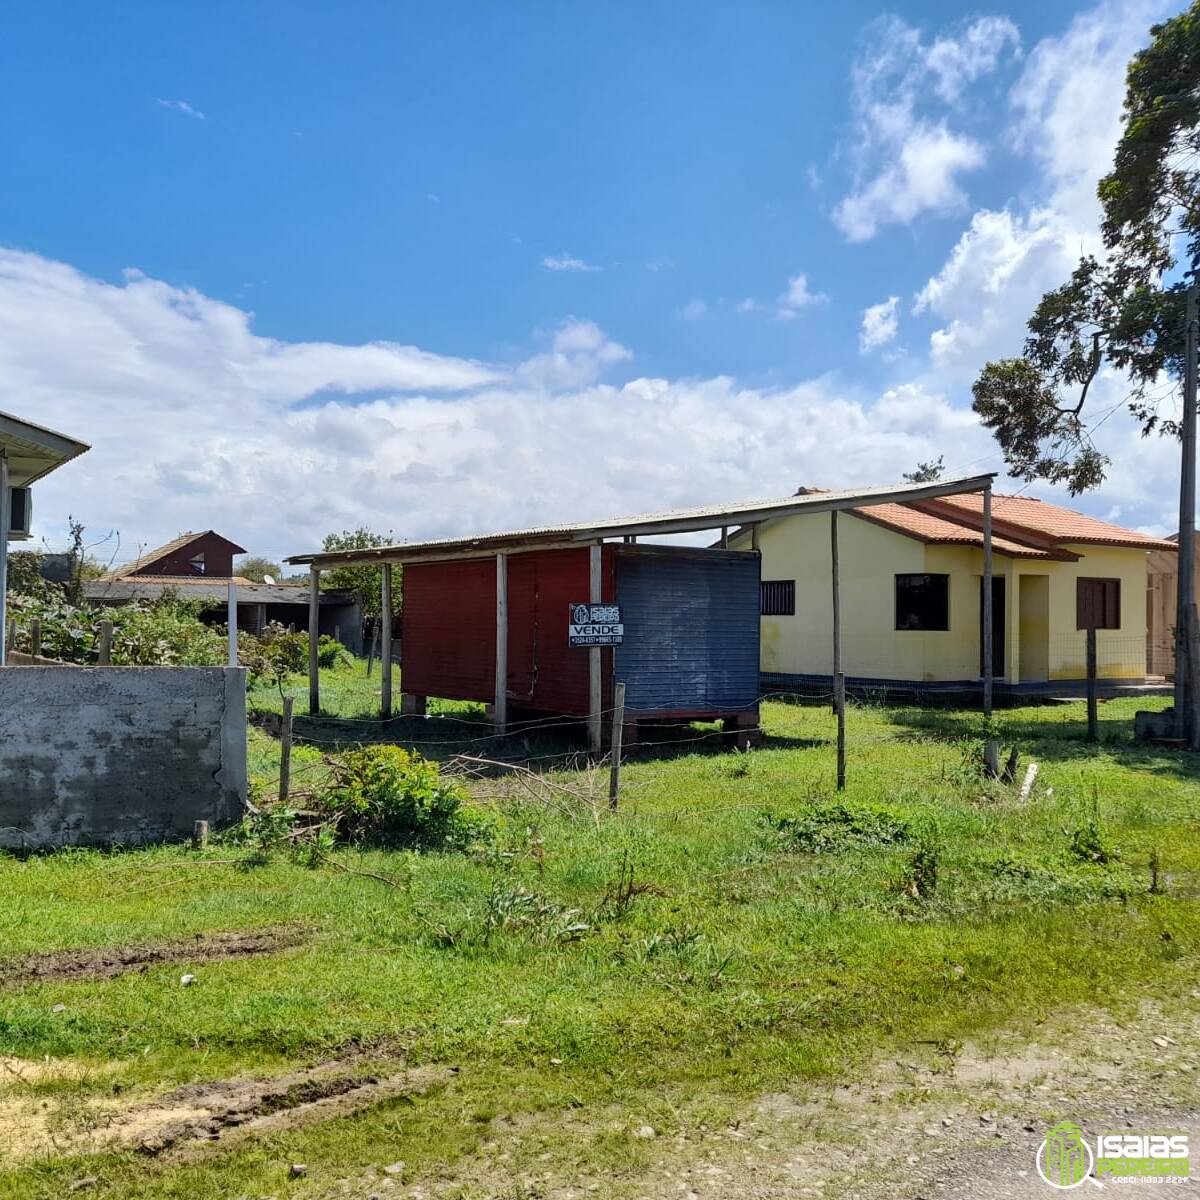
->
[0,687,1195,1200]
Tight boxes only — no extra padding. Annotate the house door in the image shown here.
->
[1018,575,1050,682]
[979,577,1005,678]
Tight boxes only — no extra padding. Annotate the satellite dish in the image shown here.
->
[262,574,276,585]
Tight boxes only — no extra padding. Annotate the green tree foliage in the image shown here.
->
[237,556,283,583]
[903,455,944,484]
[320,528,400,619]
[972,2,1200,492]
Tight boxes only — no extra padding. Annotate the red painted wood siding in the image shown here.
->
[506,547,615,715]
[400,558,496,702]
[399,548,616,712]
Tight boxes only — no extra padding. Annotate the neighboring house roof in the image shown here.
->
[852,503,1079,560]
[103,530,249,580]
[920,493,1177,551]
[83,578,353,606]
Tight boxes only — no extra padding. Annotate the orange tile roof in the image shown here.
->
[853,504,1069,559]
[927,493,1177,550]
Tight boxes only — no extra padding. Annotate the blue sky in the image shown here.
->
[0,1,1183,563]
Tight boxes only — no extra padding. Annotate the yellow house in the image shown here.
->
[731,492,1176,692]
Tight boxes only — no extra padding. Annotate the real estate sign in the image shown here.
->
[569,602,624,646]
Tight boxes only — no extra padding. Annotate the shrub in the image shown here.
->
[239,621,309,691]
[6,589,224,665]
[317,634,351,669]
[318,745,484,850]
[764,800,911,854]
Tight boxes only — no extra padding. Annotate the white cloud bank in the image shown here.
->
[5,247,989,563]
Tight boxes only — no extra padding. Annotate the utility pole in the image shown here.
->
[1175,282,1198,745]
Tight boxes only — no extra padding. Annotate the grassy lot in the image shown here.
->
[1,665,1197,1198]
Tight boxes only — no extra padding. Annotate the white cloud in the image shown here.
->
[5,248,1000,562]
[680,298,707,321]
[735,297,764,314]
[156,98,205,120]
[859,296,900,353]
[912,3,1167,384]
[777,274,828,320]
[515,318,632,389]
[541,253,602,273]
[833,15,1019,241]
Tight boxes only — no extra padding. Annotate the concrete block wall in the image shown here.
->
[0,666,248,850]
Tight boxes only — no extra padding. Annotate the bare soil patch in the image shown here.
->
[0,1057,452,1163]
[0,926,308,987]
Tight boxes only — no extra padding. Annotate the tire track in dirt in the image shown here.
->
[0,925,309,986]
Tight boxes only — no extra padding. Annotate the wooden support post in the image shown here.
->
[751,523,761,552]
[0,454,8,667]
[192,820,209,851]
[608,681,626,811]
[1175,283,1198,742]
[30,617,41,660]
[1086,627,1098,741]
[5,619,13,655]
[279,695,294,802]
[982,483,994,720]
[97,620,113,665]
[831,511,845,791]
[494,553,508,736]
[401,693,427,716]
[983,739,1001,778]
[366,618,379,675]
[381,564,393,719]
[588,543,603,754]
[1190,603,1200,750]
[227,581,238,666]
[308,566,321,715]
[720,526,729,549]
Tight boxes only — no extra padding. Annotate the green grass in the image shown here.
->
[1,675,1197,1198]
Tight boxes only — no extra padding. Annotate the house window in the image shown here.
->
[1077,577,1120,629]
[188,554,206,575]
[760,580,795,616]
[895,574,949,631]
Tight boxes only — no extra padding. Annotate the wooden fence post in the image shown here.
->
[192,820,209,851]
[608,681,626,811]
[97,620,113,665]
[1086,627,1098,741]
[831,511,846,791]
[279,696,294,803]
[308,566,321,715]
[227,581,238,667]
[381,564,393,720]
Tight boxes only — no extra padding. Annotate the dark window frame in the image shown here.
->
[894,573,950,632]
[1076,577,1121,630]
[760,579,795,616]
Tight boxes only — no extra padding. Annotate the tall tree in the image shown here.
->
[320,528,400,619]
[972,2,1199,490]
[238,556,283,583]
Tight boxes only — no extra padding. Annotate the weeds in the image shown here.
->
[764,800,911,854]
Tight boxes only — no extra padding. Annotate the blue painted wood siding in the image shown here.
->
[614,549,760,715]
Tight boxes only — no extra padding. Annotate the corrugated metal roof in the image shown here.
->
[287,473,998,567]
[83,578,352,605]
[0,410,89,486]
